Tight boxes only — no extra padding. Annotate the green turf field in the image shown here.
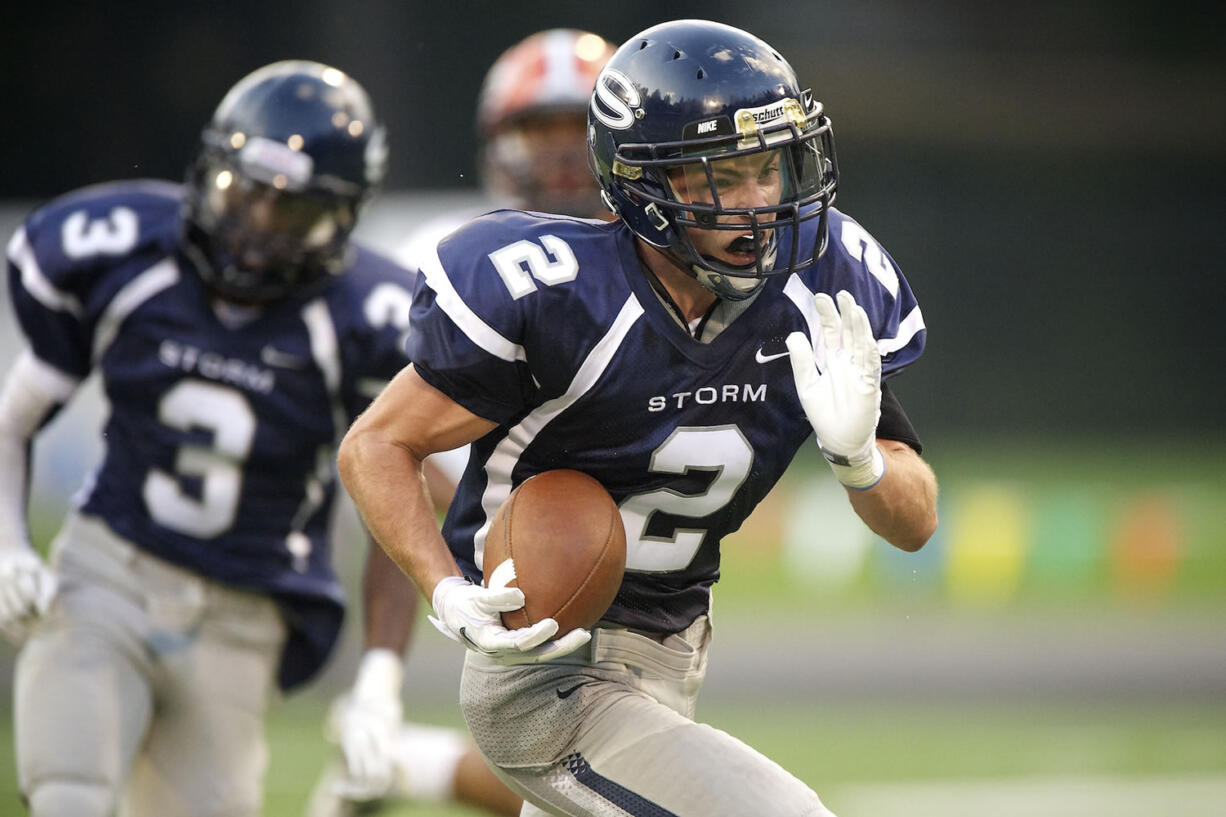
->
[255,696,1225,816]
[3,689,1221,816]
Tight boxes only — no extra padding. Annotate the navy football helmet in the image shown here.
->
[185,60,387,302]
[588,20,838,300]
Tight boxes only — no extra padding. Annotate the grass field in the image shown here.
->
[3,688,1222,815]
[254,696,1224,816]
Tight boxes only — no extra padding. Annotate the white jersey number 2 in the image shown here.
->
[488,235,579,299]
[619,425,753,573]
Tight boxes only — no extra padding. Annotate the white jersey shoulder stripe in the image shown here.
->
[879,304,926,356]
[784,274,924,359]
[301,298,348,442]
[783,274,821,341]
[472,294,645,569]
[291,298,346,561]
[91,258,179,362]
[419,244,526,363]
[783,274,826,365]
[7,227,85,318]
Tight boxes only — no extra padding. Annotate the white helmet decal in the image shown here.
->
[590,69,641,130]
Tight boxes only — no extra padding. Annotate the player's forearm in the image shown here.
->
[338,426,464,601]
[0,432,32,549]
[360,532,418,654]
[0,351,75,549]
[846,440,938,552]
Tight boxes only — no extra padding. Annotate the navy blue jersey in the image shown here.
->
[6,180,416,688]
[406,207,926,635]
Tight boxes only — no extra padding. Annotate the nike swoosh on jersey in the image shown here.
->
[260,345,307,369]
[754,347,790,364]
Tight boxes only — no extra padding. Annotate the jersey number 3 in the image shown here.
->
[143,380,256,538]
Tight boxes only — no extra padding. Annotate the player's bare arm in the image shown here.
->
[359,533,418,652]
[848,439,938,552]
[341,365,590,664]
[340,364,495,601]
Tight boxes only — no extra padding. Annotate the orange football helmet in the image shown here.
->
[477,29,617,219]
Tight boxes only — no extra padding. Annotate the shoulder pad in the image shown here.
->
[12,180,183,297]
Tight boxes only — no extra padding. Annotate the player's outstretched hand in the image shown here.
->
[0,547,57,644]
[327,648,405,801]
[428,575,590,665]
[785,289,885,490]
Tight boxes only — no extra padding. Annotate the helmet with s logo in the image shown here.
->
[587,20,838,300]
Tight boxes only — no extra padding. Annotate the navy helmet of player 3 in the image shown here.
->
[588,19,838,301]
[185,60,388,302]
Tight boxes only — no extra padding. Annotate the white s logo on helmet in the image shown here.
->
[590,69,641,130]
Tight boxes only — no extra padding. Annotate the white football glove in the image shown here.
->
[428,571,590,665]
[326,648,405,801]
[0,546,58,644]
[785,289,886,489]
[326,647,402,794]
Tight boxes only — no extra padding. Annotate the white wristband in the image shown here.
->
[823,443,886,490]
[353,648,404,701]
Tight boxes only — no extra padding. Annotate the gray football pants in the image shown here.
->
[14,513,287,817]
[460,616,836,817]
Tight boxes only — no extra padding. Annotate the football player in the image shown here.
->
[0,61,508,817]
[339,19,938,817]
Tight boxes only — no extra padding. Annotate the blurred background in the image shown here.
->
[1,1,1224,815]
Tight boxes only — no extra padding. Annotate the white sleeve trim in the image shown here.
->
[783,274,821,347]
[418,244,526,363]
[785,275,925,359]
[301,298,349,443]
[7,226,84,317]
[91,259,180,362]
[878,304,926,356]
[0,349,82,548]
[783,274,827,367]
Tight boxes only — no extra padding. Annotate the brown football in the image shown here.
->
[482,469,626,634]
